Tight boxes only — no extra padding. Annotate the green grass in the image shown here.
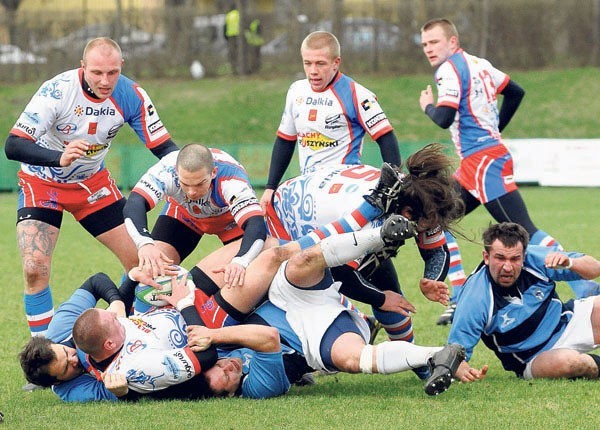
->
[1,186,600,429]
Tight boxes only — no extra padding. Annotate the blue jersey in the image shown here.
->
[46,289,117,402]
[448,245,585,376]
[217,347,290,399]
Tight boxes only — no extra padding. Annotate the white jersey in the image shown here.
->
[271,164,383,240]
[434,49,510,158]
[132,148,261,224]
[10,68,170,183]
[97,308,200,394]
[277,73,393,174]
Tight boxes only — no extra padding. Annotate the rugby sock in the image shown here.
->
[444,231,466,301]
[360,341,442,374]
[372,308,414,343]
[298,201,381,250]
[320,228,383,267]
[530,229,600,298]
[24,285,54,336]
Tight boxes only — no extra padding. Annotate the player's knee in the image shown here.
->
[22,258,51,291]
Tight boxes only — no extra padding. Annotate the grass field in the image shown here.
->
[1,186,599,429]
[1,68,599,429]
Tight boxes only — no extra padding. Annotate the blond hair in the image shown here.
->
[301,31,341,58]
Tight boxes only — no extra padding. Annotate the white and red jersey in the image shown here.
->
[93,308,200,394]
[277,73,393,174]
[132,148,262,228]
[10,68,170,183]
[268,164,445,250]
[434,49,510,159]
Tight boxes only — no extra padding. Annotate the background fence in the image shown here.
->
[1,0,599,82]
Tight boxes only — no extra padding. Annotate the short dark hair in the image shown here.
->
[18,336,59,387]
[482,222,529,253]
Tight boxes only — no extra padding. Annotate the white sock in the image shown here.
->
[320,228,383,267]
[373,341,442,374]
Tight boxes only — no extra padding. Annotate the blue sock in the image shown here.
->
[24,285,54,336]
[444,231,466,302]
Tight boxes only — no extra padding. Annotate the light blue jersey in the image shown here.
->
[448,245,584,376]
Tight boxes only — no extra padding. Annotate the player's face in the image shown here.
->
[302,47,341,92]
[483,239,525,287]
[81,45,123,100]
[47,344,85,382]
[178,166,216,201]
[421,25,458,68]
[204,358,243,397]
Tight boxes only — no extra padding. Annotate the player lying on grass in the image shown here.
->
[77,216,466,399]
[18,271,219,402]
[449,222,600,383]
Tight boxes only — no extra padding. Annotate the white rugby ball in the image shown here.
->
[135,266,189,307]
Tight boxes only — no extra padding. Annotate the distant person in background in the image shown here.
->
[4,37,178,344]
[245,17,265,74]
[418,18,599,325]
[225,3,241,74]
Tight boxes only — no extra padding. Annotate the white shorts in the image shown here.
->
[523,296,598,379]
[268,261,369,372]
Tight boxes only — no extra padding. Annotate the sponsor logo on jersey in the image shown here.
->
[126,339,147,353]
[174,351,194,378]
[308,109,317,121]
[130,317,155,333]
[84,142,109,157]
[88,122,98,135]
[298,132,338,151]
[361,97,375,111]
[305,96,333,107]
[15,122,36,136]
[56,122,77,134]
[140,179,162,199]
[163,356,180,379]
[86,106,116,116]
[107,124,121,139]
[324,113,343,130]
[148,119,164,134]
[365,112,386,129]
[147,104,155,116]
[503,175,515,185]
[74,105,84,116]
[230,196,260,217]
[24,111,40,124]
[500,311,516,328]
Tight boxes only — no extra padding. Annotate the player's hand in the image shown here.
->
[223,261,246,288]
[60,139,90,166]
[419,85,435,112]
[544,251,572,269]
[378,290,415,316]
[138,243,174,278]
[101,371,129,397]
[419,278,450,305]
[455,361,489,383]
[106,300,126,318]
[128,264,179,289]
[159,274,194,309]
[259,188,275,212]
[187,325,213,352]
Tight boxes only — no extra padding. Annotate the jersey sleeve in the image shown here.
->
[218,177,263,227]
[46,289,97,343]
[10,76,64,140]
[241,350,290,399]
[52,374,118,403]
[447,270,491,360]
[276,82,300,140]
[353,82,393,141]
[130,151,179,208]
[123,346,201,394]
[435,62,461,110]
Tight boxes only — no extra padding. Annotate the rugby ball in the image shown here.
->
[134,266,189,307]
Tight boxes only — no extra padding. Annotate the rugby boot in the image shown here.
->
[424,343,466,396]
[363,162,404,215]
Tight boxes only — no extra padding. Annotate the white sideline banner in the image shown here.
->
[505,139,600,187]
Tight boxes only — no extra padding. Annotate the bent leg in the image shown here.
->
[530,349,599,379]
